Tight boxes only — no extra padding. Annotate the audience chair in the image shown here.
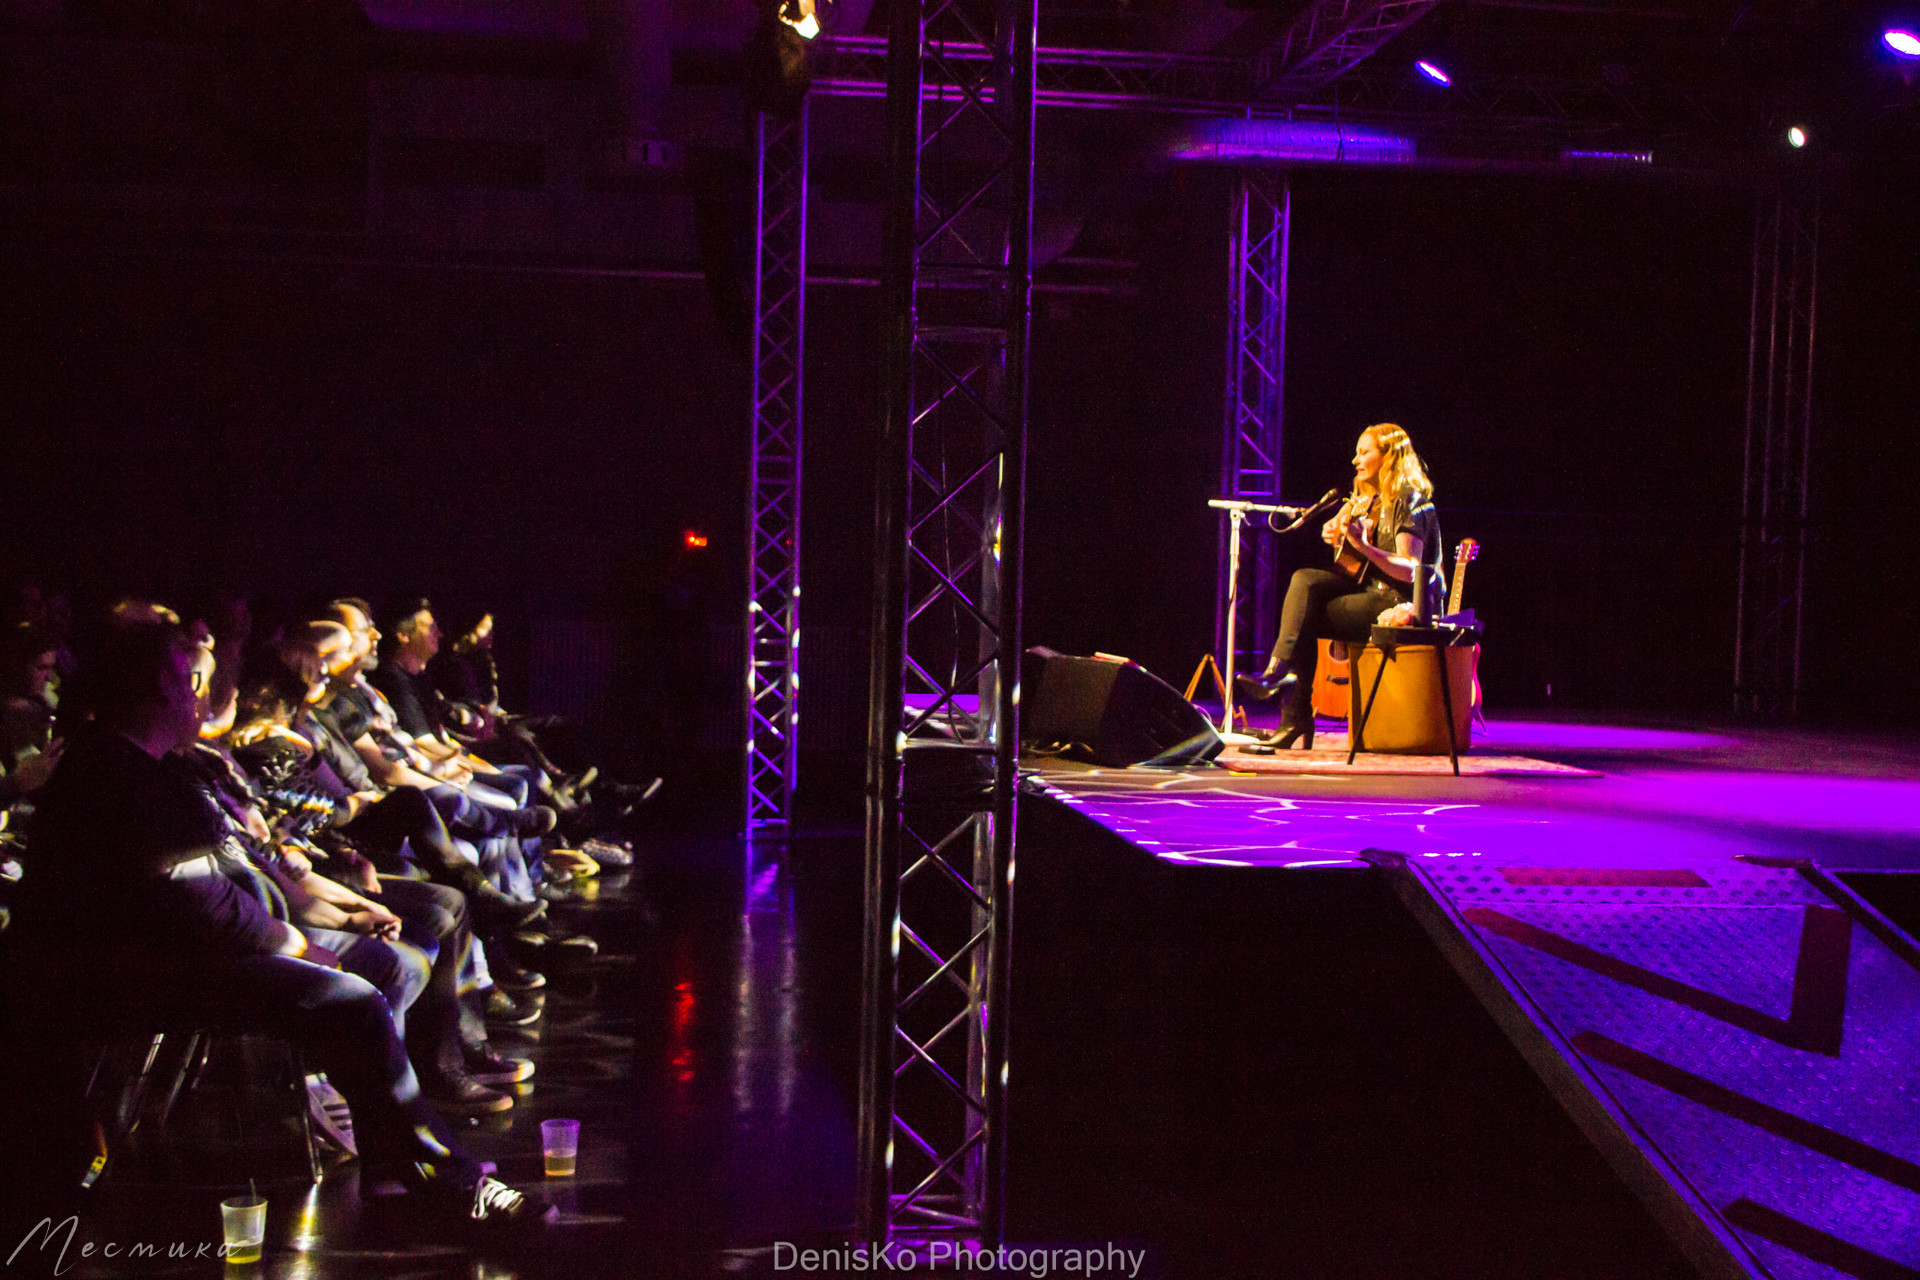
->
[88,1030,326,1184]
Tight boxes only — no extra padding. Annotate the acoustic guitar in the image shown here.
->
[1329,492,1373,583]
[1309,537,1480,719]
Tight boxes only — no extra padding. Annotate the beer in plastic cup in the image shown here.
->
[219,1194,266,1263]
[541,1118,580,1177]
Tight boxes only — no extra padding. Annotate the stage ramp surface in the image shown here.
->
[1357,853,1920,1280]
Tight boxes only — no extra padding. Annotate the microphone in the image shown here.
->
[1209,489,1343,517]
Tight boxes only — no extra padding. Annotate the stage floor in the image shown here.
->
[1023,711,1920,1279]
[1032,713,1920,873]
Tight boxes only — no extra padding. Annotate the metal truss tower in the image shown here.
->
[746,105,810,835]
[1734,175,1820,716]
[858,0,1038,1251]
[1216,172,1291,695]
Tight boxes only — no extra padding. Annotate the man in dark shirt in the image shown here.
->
[0,623,549,1244]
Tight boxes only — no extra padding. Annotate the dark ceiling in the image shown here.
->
[0,0,1914,267]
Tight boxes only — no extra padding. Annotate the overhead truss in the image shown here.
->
[746,105,809,835]
[859,0,1038,1252]
[818,35,1245,112]
[1257,0,1449,92]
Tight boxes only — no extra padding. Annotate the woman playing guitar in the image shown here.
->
[1236,423,1442,748]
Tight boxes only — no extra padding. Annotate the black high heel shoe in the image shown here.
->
[1235,668,1299,703]
[1261,719,1315,750]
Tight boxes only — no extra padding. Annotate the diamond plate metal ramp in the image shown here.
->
[1367,851,1920,1280]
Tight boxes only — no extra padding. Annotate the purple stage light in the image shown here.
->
[1167,119,1414,165]
[1885,28,1920,57]
[1415,59,1451,86]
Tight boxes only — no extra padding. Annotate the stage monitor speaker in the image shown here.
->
[1021,648,1224,768]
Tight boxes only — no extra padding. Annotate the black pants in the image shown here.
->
[342,787,466,881]
[1267,568,1405,714]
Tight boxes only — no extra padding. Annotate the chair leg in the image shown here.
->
[292,1050,323,1184]
[1435,646,1460,777]
[155,1031,205,1132]
[117,1033,168,1142]
[1350,646,1393,765]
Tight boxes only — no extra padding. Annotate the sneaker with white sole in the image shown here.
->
[463,1042,536,1085]
[304,1073,356,1157]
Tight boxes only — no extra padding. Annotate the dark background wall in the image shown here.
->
[2,148,1914,819]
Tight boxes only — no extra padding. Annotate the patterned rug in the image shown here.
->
[1221,737,1601,778]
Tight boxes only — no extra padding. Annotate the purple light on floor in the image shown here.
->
[1415,59,1451,86]
[1885,28,1920,58]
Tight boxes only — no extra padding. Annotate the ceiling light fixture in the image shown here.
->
[781,0,820,39]
[1786,125,1808,148]
[1415,59,1451,86]
[1885,28,1920,58]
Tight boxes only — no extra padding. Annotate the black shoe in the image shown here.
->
[470,885,545,934]
[1235,670,1299,703]
[1258,720,1316,750]
[492,957,547,992]
[504,929,598,976]
[424,1072,514,1115]
[462,1041,536,1085]
[414,1169,557,1244]
[484,986,544,1027]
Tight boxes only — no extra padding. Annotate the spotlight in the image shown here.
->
[744,0,816,118]
[1415,59,1451,86]
[1786,125,1808,148]
[683,528,710,550]
[780,0,820,39]
[1885,28,1920,58]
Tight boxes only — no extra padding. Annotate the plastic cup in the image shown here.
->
[219,1194,267,1264]
[541,1118,580,1177]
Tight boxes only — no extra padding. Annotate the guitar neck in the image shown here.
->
[1447,540,1478,615]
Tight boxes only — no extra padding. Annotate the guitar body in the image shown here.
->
[1314,540,1482,722]
[1311,640,1351,718]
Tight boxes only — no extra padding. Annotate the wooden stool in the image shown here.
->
[1347,626,1480,774]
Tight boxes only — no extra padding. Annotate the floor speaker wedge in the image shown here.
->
[1021,648,1224,768]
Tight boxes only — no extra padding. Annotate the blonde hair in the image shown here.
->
[1356,422,1433,525]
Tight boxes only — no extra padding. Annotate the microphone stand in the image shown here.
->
[1208,494,1337,735]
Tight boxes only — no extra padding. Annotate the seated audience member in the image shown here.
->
[0,623,63,814]
[237,634,542,934]
[368,603,540,783]
[0,621,551,1243]
[231,643,553,1012]
[187,646,528,1114]
[327,601,551,833]
[313,607,603,973]
[305,617,553,845]
[425,608,656,853]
